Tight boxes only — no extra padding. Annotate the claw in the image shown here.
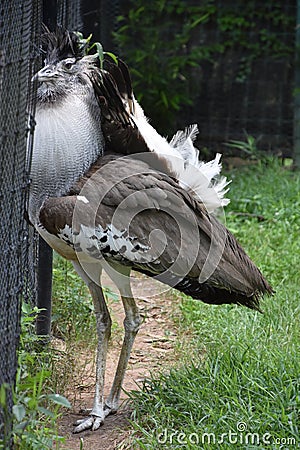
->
[104,403,118,417]
[73,415,104,433]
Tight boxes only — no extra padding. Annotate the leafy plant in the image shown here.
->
[113,0,294,135]
[223,132,271,161]
[114,0,213,132]
[75,31,118,67]
[1,303,71,450]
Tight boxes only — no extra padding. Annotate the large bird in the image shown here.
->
[28,28,272,432]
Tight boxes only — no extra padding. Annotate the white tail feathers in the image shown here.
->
[131,98,230,213]
[169,123,199,166]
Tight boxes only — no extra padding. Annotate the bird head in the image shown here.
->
[33,27,98,98]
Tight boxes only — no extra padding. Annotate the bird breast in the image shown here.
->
[29,92,104,225]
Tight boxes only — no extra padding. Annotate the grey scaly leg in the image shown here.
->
[105,290,141,415]
[72,262,112,433]
[73,281,111,432]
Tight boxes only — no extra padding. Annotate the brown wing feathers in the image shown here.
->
[40,155,272,311]
[104,58,135,115]
[90,58,148,155]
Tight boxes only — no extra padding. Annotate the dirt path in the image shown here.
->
[57,276,182,450]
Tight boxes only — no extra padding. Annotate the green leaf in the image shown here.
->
[0,383,9,406]
[14,421,28,431]
[104,51,119,65]
[13,404,26,422]
[160,91,169,108]
[190,12,211,29]
[38,406,55,418]
[88,41,104,67]
[21,302,32,315]
[47,393,71,408]
[103,287,119,302]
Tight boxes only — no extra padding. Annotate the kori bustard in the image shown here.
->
[28,28,272,432]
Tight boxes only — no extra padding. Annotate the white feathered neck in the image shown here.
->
[29,88,104,225]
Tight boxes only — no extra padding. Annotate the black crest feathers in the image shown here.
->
[41,25,86,64]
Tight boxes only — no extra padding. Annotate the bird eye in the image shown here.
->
[63,59,74,70]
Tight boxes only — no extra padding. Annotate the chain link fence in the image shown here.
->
[0,0,41,445]
[113,0,296,157]
[0,0,83,444]
[188,1,296,156]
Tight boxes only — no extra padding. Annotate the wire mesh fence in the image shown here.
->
[186,1,296,156]
[0,1,84,442]
[113,0,296,157]
[0,0,41,444]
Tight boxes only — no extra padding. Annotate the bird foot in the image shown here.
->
[73,414,104,433]
[72,402,118,433]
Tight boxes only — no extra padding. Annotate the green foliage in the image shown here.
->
[124,160,300,448]
[114,0,212,132]
[0,257,120,450]
[75,31,118,68]
[113,0,293,134]
[0,303,71,450]
[224,132,271,160]
[51,255,95,341]
[51,254,119,342]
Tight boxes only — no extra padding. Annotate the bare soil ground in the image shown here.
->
[56,277,185,450]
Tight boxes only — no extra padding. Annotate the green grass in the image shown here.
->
[51,255,120,343]
[126,159,300,449]
[51,255,95,342]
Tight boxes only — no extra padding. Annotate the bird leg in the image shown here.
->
[104,293,141,415]
[72,261,140,427]
[73,280,112,433]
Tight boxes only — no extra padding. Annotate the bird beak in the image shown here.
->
[32,65,58,83]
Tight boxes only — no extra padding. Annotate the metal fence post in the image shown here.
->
[36,238,53,338]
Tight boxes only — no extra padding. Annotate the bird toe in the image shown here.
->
[104,402,118,417]
[73,415,104,433]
